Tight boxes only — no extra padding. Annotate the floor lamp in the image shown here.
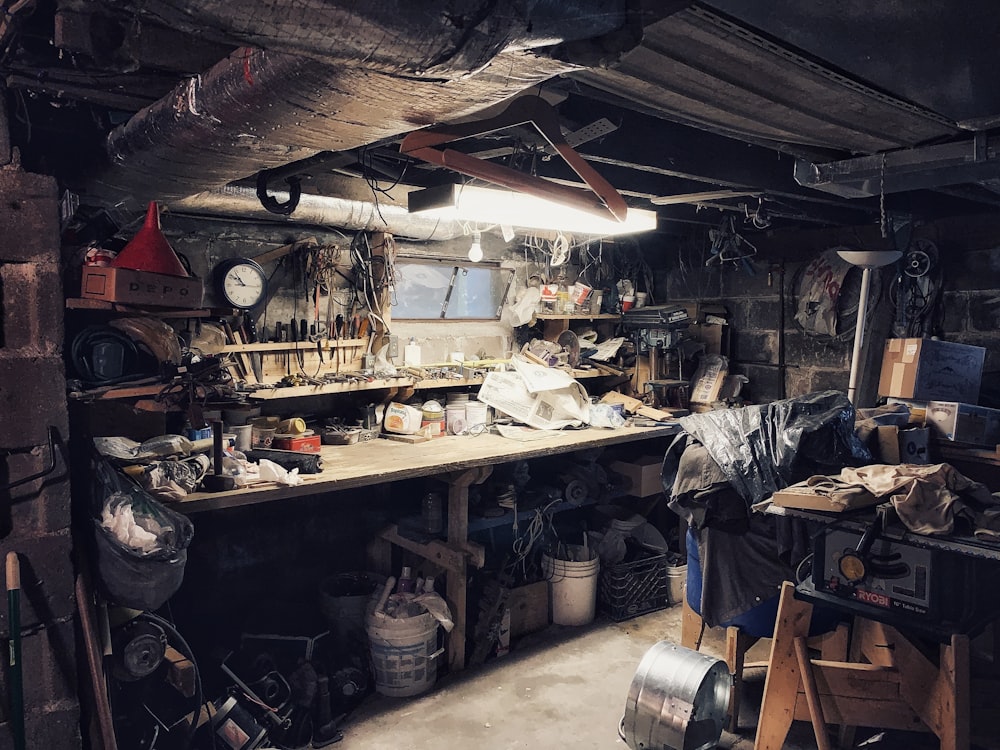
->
[837,250,901,404]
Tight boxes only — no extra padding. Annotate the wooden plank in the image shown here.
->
[252,237,318,267]
[680,597,704,650]
[175,425,679,514]
[754,581,813,750]
[216,338,366,353]
[859,619,969,750]
[792,693,924,731]
[940,634,970,750]
[164,646,196,698]
[600,390,678,420]
[794,637,832,750]
[809,660,901,700]
[727,628,757,732]
[377,524,467,574]
[817,623,849,662]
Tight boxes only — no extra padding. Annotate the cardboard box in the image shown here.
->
[609,455,663,497]
[925,401,1000,447]
[272,435,322,452]
[81,266,205,308]
[876,425,929,464]
[688,354,728,404]
[878,338,984,403]
[886,398,928,424]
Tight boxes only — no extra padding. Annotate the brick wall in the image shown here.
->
[0,166,80,749]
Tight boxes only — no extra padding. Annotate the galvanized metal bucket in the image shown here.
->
[621,641,730,750]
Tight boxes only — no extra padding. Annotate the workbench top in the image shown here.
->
[176,424,679,514]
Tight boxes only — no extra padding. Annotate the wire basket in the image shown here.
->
[599,551,670,622]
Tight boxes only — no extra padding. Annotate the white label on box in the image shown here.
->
[904,343,918,357]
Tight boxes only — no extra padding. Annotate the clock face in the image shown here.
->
[221,261,266,308]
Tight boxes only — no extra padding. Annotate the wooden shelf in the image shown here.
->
[66,298,230,317]
[534,313,620,321]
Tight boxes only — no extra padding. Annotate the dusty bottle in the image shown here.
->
[396,566,416,594]
[422,492,444,534]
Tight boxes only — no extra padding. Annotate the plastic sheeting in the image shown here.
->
[670,390,871,509]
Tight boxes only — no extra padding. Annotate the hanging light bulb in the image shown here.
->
[467,231,483,262]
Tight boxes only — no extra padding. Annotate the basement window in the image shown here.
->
[393,260,512,320]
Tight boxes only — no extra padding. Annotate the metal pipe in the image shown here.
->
[171,186,467,240]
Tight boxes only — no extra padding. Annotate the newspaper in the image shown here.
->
[478,356,590,430]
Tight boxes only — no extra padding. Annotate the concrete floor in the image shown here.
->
[337,605,953,750]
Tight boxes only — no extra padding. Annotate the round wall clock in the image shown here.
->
[215,258,267,309]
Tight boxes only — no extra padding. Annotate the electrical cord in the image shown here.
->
[70,325,151,386]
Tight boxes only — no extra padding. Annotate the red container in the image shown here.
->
[272,435,322,452]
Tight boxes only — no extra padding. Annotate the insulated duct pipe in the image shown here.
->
[96,0,632,73]
[171,186,468,241]
[81,0,644,208]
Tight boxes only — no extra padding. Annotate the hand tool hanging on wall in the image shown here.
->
[6,553,25,750]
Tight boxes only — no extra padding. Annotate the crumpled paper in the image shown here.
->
[257,458,302,486]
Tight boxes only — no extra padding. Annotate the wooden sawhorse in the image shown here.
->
[754,581,989,750]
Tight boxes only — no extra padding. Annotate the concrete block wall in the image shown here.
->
[652,224,1000,409]
[655,259,856,404]
[0,166,80,748]
[936,245,1000,406]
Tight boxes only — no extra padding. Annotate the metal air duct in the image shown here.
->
[171,186,467,240]
[81,0,644,209]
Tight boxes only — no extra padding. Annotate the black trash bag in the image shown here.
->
[669,390,871,509]
[91,459,195,611]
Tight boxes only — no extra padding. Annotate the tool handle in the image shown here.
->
[6,552,19,591]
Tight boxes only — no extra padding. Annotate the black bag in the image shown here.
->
[92,460,195,611]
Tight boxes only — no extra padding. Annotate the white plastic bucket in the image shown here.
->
[542,545,600,626]
[366,611,442,697]
[667,563,687,606]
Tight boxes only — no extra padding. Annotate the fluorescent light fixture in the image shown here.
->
[408,184,657,236]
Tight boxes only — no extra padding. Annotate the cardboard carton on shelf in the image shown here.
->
[925,401,1000,447]
[609,455,663,498]
[878,338,984,404]
[80,266,205,308]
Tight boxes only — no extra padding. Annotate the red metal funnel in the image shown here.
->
[111,202,189,277]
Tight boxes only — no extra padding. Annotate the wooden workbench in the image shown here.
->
[176,424,679,670]
[176,425,678,514]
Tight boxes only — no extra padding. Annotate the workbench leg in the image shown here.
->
[443,466,492,672]
[754,581,813,750]
[445,565,468,672]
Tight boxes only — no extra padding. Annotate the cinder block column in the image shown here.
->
[0,163,80,749]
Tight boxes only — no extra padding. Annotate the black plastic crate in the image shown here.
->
[599,551,670,622]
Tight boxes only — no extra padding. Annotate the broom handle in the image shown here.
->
[6,553,24,750]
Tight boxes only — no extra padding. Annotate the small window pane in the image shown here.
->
[393,262,509,320]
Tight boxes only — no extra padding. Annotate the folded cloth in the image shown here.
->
[794,463,999,538]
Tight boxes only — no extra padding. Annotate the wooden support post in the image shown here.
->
[680,597,704,650]
[754,581,813,750]
[794,636,832,750]
[726,627,758,732]
[441,466,493,672]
